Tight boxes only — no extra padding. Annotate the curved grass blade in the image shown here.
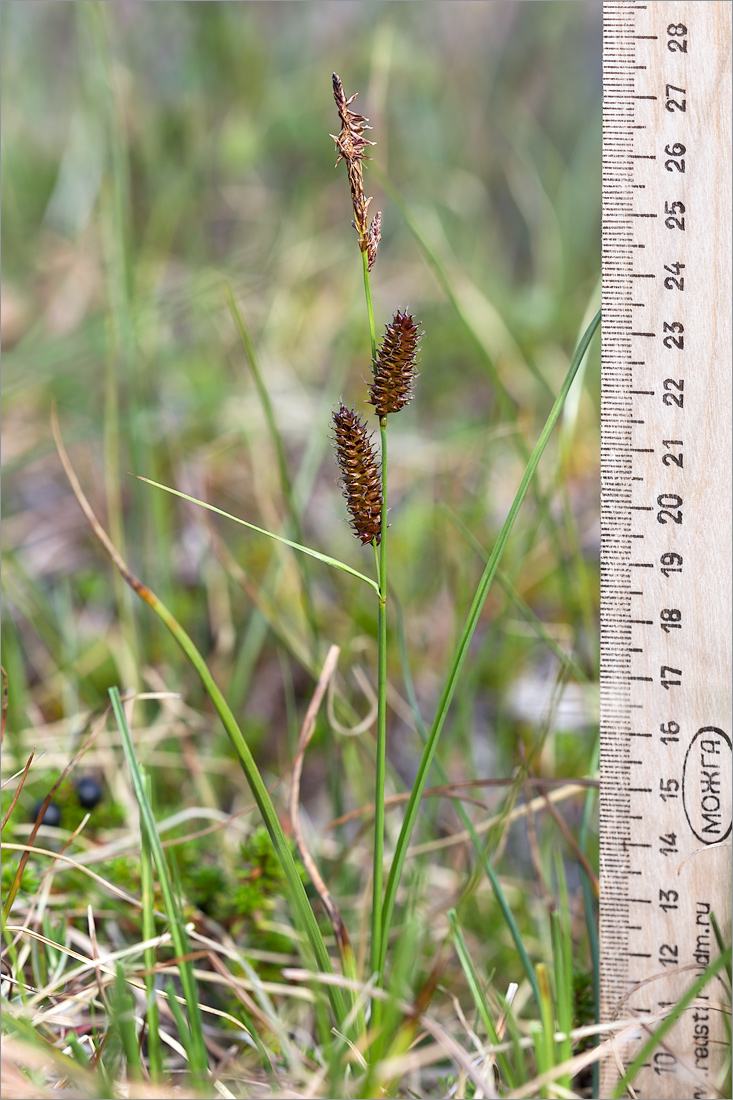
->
[51,409,346,1027]
[379,310,601,978]
[135,475,380,596]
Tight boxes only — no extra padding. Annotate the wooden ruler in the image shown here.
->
[600,2,732,1097]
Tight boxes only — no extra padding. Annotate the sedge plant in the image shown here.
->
[327,74,600,1049]
[329,72,422,1028]
[33,69,604,1094]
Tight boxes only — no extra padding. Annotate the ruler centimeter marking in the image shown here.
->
[600,3,732,1098]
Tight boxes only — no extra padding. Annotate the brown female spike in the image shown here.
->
[368,310,422,417]
[331,403,383,545]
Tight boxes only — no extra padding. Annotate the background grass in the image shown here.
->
[2,2,604,1096]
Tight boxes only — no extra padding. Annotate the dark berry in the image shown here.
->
[32,801,61,827]
[75,776,103,810]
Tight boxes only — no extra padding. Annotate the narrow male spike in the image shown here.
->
[331,403,383,546]
[331,73,375,166]
[330,73,377,248]
[368,310,422,417]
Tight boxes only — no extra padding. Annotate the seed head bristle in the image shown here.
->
[368,311,422,417]
[331,403,383,545]
[330,73,378,250]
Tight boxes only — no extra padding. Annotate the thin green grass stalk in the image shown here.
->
[380,309,601,978]
[611,947,732,1100]
[447,908,517,1089]
[113,960,143,1082]
[140,769,163,1083]
[109,687,209,1082]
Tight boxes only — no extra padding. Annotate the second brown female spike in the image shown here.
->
[331,403,383,546]
[368,310,422,417]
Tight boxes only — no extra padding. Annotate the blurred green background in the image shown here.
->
[1,0,602,1023]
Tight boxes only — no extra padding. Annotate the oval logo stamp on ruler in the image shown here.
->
[682,726,733,844]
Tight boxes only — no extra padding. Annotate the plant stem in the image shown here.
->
[362,249,377,359]
[370,418,388,1030]
[361,249,386,1033]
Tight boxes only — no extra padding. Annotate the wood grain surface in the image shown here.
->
[600,3,732,1097]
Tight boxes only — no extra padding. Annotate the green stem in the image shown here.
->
[362,249,377,360]
[370,419,389,1031]
[362,248,385,1036]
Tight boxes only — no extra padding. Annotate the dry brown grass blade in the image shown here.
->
[289,645,354,963]
[1,749,35,832]
[408,782,591,859]
[326,775,597,830]
[50,404,156,610]
[2,842,159,915]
